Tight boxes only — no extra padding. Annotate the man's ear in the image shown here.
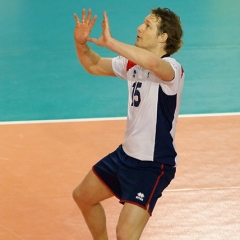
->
[158,33,168,43]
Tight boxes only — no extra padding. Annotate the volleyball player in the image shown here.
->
[73,8,184,240]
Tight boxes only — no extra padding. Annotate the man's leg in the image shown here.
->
[73,169,114,240]
[116,203,150,240]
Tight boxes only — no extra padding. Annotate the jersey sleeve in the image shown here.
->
[159,57,184,95]
[112,56,128,80]
[164,58,178,82]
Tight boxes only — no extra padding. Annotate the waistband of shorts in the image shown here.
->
[118,144,176,169]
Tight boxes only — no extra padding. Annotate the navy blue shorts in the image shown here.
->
[92,145,176,215]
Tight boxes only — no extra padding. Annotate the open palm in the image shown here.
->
[74,9,97,45]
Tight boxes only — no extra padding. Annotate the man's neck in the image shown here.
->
[156,49,168,58]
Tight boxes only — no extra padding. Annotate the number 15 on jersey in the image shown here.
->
[131,82,142,107]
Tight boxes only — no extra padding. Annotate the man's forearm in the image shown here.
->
[105,38,158,71]
[104,38,174,80]
[75,42,101,73]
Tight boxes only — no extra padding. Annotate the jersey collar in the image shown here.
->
[161,54,170,58]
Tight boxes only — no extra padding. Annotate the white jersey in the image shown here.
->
[112,55,184,166]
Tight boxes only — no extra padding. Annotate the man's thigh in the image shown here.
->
[117,203,150,239]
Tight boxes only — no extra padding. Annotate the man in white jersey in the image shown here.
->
[72,8,184,240]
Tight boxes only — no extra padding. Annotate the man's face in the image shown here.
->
[135,14,161,52]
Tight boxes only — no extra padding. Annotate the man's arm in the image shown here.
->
[74,9,116,76]
[75,42,115,76]
[88,11,174,81]
[105,39,174,80]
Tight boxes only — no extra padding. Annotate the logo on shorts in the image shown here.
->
[136,192,145,201]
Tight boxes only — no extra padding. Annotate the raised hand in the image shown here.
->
[74,9,97,45]
[88,11,112,47]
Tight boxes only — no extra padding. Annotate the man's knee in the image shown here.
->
[116,227,126,240]
[72,185,87,208]
[116,226,135,240]
[72,171,95,207]
[72,186,80,201]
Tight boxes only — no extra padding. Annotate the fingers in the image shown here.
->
[103,11,108,22]
[89,15,97,28]
[74,9,97,26]
[86,9,92,24]
[102,11,109,28]
[101,11,110,34]
[74,13,80,25]
[87,37,97,44]
[82,9,86,23]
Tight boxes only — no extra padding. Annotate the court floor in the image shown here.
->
[1,114,240,239]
